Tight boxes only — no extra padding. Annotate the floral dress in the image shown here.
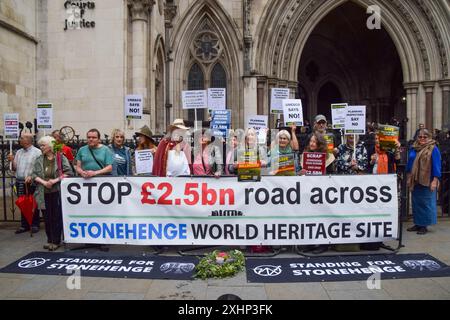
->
[335,142,368,174]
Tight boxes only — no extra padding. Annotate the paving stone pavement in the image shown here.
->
[0,219,449,300]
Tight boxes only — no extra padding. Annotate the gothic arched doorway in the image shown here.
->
[298,1,405,125]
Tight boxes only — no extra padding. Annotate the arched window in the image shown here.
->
[188,63,205,90]
[211,63,227,89]
[187,63,205,121]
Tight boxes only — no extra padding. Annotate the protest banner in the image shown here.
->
[210,110,231,138]
[378,124,400,152]
[270,88,290,114]
[207,88,226,111]
[135,150,153,175]
[36,103,53,130]
[345,106,366,135]
[61,175,399,246]
[331,103,348,129]
[283,99,304,126]
[125,95,143,120]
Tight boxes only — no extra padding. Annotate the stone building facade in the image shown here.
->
[1,0,449,139]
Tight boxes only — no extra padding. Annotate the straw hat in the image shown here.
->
[135,125,155,142]
[168,119,189,131]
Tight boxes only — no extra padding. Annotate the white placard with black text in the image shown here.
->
[125,95,143,120]
[283,99,304,126]
[345,106,366,135]
[270,88,290,114]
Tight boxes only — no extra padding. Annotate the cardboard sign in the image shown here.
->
[237,149,261,182]
[36,103,53,129]
[271,153,295,176]
[283,99,304,126]
[378,124,400,152]
[302,152,326,175]
[270,88,290,114]
[331,103,348,129]
[3,113,19,140]
[135,150,154,175]
[182,90,207,109]
[247,115,268,145]
[210,110,231,138]
[207,88,226,111]
[345,106,366,135]
[125,95,143,120]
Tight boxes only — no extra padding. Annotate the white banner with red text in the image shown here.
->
[61,175,399,246]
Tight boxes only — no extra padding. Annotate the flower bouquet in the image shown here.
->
[195,249,245,280]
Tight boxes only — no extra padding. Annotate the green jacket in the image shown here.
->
[31,154,73,209]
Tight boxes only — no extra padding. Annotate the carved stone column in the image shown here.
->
[128,0,154,115]
[422,81,436,131]
[404,82,419,139]
[440,79,450,130]
[164,1,177,128]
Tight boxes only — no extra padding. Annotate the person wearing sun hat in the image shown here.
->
[153,119,192,177]
[135,125,157,154]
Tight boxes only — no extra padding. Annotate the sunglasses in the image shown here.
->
[418,136,428,139]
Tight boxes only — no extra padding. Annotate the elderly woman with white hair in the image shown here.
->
[269,126,300,176]
[29,135,73,251]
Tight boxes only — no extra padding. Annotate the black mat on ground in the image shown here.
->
[0,251,199,280]
[246,253,450,283]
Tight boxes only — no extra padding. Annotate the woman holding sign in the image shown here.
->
[268,128,299,176]
[406,129,442,235]
[335,135,368,175]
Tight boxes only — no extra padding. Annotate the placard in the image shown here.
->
[125,95,143,120]
[237,150,261,182]
[3,113,19,140]
[182,90,207,109]
[210,110,231,138]
[247,115,268,144]
[207,88,226,111]
[270,88,290,114]
[378,124,400,152]
[36,103,53,129]
[135,150,153,175]
[331,103,348,129]
[345,106,366,135]
[302,152,326,175]
[270,153,295,176]
[283,99,304,126]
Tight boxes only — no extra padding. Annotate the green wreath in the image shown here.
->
[195,249,245,280]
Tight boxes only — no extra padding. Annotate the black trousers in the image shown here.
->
[16,180,40,229]
[43,192,63,245]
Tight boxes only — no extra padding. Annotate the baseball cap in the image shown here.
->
[314,115,327,123]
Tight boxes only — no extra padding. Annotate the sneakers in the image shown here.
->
[48,244,60,251]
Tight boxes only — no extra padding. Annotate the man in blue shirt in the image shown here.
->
[75,129,113,178]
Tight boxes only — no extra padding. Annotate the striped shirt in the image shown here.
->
[14,146,42,179]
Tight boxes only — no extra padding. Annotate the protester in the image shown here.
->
[193,129,223,177]
[30,136,73,251]
[269,126,299,176]
[299,132,335,254]
[335,135,368,175]
[153,119,192,177]
[299,132,335,175]
[413,123,425,141]
[109,129,132,176]
[51,130,74,163]
[225,130,239,175]
[75,129,113,178]
[135,125,157,154]
[8,133,42,234]
[369,133,401,175]
[406,129,442,235]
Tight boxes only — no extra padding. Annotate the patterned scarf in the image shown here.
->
[409,139,436,189]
